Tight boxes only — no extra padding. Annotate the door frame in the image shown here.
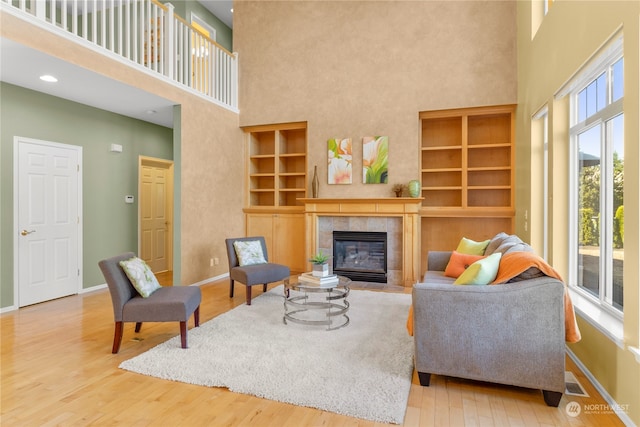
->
[13,136,83,308]
[138,156,174,273]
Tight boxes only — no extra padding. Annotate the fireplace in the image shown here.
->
[333,231,387,283]
[303,198,422,286]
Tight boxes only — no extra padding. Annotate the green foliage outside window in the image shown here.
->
[614,205,624,248]
[579,153,623,248]
[579,208,598,246]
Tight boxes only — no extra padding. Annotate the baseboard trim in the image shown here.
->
[81,273,230,292]
[80,283,107,294]
[1,285,106,312]
[566,347,636,426]
[190,273,229,287]
[0,304,18,314]
[0,274,231,314]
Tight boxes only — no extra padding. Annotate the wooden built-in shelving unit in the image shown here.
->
[242,122,308,272]
[419,105,516,272]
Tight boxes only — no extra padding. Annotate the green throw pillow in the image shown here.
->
[454,252,502,285]
[119,257,162,297]
[455,237,491,256]
[233,240,267,266]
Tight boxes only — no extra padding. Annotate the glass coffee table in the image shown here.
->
[283,276,351,330]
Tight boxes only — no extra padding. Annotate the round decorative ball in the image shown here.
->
[408,180,421,198]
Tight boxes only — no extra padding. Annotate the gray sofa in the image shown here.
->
[411,235,566,407]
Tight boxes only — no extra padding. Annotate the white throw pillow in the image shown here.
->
[119,257,162,298]
[233,240,267,266]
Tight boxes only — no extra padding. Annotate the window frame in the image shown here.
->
[532,106,549,261]
[564,34,624,345]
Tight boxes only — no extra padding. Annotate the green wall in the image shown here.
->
[0,83,173,309]
[164,0,233,52]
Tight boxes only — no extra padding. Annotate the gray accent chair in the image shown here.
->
[98,252,202,353]
[412,250,566,407]
[225,236,290,305]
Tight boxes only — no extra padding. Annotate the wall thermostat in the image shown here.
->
[125,195,134,204]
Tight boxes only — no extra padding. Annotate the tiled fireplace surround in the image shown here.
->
[301,198,422,287]
[317,216,403,285]
[318,216,402,285]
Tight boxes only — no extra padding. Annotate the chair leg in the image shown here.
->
[246,285,252,305]
[135,322,142,333]
[194,306,200,327]
[180,321,187,348]
[263,283,267,292]
[112,321,124,354]
[229,279,235,298]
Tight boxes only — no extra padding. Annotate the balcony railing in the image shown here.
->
[1,0,238,110]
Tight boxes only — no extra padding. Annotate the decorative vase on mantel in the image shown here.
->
[312,165,319,198]
[408,179,421,198]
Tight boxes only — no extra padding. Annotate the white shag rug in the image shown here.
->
[119,285,414,424]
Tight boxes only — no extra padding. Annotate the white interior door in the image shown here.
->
[140,158,173,273]
[16,138,82,307]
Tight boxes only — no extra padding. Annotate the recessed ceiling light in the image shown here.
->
[146,110,157,115]
[230,8,233,13]
[40,75,58,83]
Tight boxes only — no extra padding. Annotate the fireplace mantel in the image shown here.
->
[300,198,422,286]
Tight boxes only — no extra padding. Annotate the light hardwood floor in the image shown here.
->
[1,276,625,426]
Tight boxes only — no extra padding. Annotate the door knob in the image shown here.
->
[21,229,36,236]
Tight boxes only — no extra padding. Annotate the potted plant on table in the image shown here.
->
[309,250,331,277]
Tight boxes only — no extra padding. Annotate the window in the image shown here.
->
[569,39,624,316]
[532,106,549,260]
[532,0,554,38]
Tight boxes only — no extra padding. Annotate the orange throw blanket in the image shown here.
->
[491,251,581,343]
[406,251,582,343]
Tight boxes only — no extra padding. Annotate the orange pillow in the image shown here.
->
[444,251,485,278]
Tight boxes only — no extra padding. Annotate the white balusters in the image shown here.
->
[1,0,238,110]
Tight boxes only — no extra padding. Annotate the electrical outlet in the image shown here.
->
[214,257,220,265]
[210,258,214,267]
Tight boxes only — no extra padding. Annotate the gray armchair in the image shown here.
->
[98,252,201,353]
[225,236,290,305]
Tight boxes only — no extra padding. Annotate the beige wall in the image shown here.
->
[177,96,243,285]
[1,13,244,286]
[234,0,517,198]
[517,1,639,424]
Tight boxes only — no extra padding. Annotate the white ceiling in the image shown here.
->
[0,1,234,129]
[0,37,176,128]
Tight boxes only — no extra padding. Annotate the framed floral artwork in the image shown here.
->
[328,138,352,184]
[363,136,388,184]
